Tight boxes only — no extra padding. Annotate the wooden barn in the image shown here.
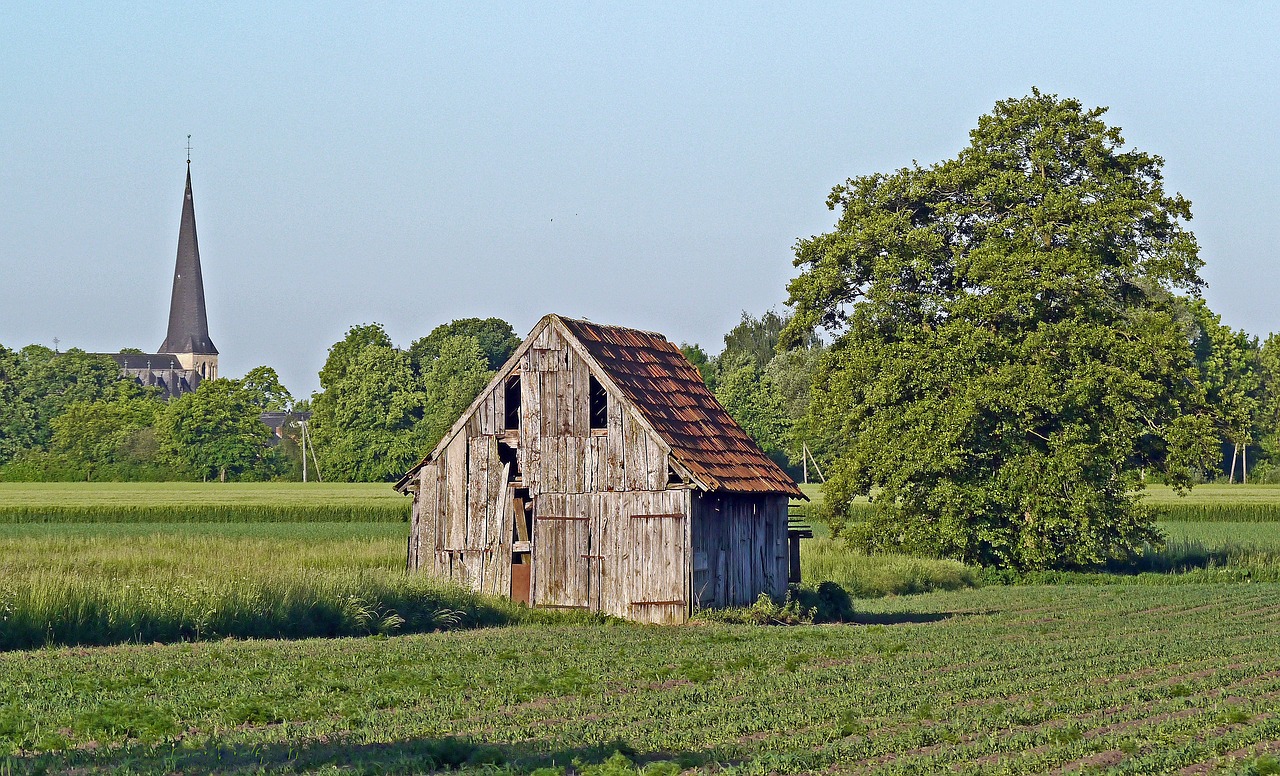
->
[394,314,805,624]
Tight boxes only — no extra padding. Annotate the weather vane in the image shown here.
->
[186,134,192,164]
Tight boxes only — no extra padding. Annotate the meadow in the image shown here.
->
[4,482,1280,773]
[5,585,1280,773]
[0,482,410,523]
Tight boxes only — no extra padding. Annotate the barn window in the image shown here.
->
[589,375,608,431]
[504,373,521,429]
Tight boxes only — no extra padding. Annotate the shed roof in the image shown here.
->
[558,317,803,497]
[397,314,803,498]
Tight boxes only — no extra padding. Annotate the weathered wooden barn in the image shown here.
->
[394,314,805,624]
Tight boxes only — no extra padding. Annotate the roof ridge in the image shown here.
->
[553,314,668,339]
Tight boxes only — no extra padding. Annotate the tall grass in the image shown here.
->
[1153,502,1280,523]
[799,537,980,597]
[0,523,594,651]
[0,503,409,523]
[0,482,409,522]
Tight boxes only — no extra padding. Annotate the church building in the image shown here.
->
[112,161,218,398]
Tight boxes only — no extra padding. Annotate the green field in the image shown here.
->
[0,482,410,522]
[1145,484,1280,522]
[0,521,601,651]
[5,584,1280,773]
[5,483,1280,773]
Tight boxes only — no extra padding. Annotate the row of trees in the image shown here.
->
[0,344,294,481]
[306,318,517,482]
[0,318,520,483]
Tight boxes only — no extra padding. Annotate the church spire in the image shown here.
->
[159,161,218,357]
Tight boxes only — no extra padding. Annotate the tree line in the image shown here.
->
[5,90,1278,573]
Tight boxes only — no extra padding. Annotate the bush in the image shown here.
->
[695,582,854,626]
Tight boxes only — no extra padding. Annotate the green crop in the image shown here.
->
[2,584,1280,773]
[0,482,409,522]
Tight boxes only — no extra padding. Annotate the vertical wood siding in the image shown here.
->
[404,318,785,623]
[689,493,788,609]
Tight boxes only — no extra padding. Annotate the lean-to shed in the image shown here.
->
[394,314,805,624]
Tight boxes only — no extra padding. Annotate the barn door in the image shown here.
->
[532,501,593,610]
[629,512,687,624]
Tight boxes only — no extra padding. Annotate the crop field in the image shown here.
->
[0,522,605,650]
[0,482,409,522]
[1145,485,1280,522]
[4,584,1280,774]
[4,483,1280,773]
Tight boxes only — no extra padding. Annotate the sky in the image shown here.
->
[2,2,1278,396]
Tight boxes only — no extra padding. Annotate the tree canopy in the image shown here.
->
[308,320,503,482]
[409,317,520,372]
[783,90,1217,570]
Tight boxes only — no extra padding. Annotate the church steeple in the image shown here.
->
[158,161,218,371]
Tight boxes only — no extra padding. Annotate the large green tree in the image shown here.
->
[310,331,424,482]
[156,378,275,482]
[419,335,494,445]
[408,317,519,372]
[783,90,1217,570]
[0,346,134,460]
[50,389,168,480]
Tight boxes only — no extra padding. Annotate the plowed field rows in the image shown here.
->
[5,584,1280,774]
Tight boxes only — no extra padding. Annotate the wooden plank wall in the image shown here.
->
[405,318,732,624]
[530,489,688,623]
[690,493,788,609]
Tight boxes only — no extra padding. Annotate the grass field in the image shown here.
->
[0,482,409,522]
[5,483,1280,773]
[0,522,608,650]
[5,584,1280,774]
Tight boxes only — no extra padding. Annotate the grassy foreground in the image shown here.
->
[0,482,409,522]
[4,584,1280,774]
[0,523,600,650]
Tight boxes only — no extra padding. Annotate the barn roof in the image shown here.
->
[396,314,804,498]
[557,317,803,497]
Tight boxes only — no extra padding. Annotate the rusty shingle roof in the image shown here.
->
[559,317,804,498]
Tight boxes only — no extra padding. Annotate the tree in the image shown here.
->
[764,346,825,465]
[310,342,424,482]
[409,317,520,372]
[720,310,821,374]
[156,378,273,481]
[0,344,37,465]
[8,347,136,453]
[50,390,167,480]
[241,366,294,412]
[715,364,791,465]
[1254,334,1280,477]
[419,335,494,446]
[317,324,394,389]
[1188,300,1261,482]
[783,90,1217,570]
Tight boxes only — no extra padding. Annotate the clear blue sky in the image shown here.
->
[2,2,1277,395]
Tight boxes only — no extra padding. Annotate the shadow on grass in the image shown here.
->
[848,611,956,625]
[6,733,731,775]
[0,583,609,652]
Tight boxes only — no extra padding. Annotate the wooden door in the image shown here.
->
[628,512,687,624]
[532,510,593,610]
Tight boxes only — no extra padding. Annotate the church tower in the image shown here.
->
[158,161,218,379]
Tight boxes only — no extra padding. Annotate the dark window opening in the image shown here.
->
[504,373,521,430]
[498,439,521,480]
[667,464,682,486]
[589,375,608,431]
